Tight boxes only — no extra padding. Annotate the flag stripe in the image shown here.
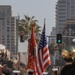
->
[44,57,50,69]
[43,49,49,57]
[43,53,50,62]
[37,55,43,75]
[39,50,44,72]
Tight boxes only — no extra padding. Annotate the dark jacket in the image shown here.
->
[61,62,75,75]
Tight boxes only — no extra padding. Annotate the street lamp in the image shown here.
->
[72,39,75,42]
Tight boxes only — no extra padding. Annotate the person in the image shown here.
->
[0,74,5,75]
[60,61,75,75]
[0,65,5,75]
[2,64,14,75]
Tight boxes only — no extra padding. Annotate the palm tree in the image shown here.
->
[18,15,41,43]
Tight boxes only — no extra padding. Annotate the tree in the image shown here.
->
[48,42,66,55]
[18,15,41,43]
[48,43,58,55]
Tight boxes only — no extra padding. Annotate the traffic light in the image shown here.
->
[56,34,62,44]
[20,32,24,42]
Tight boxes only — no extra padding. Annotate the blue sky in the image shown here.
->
[0,0,58,52]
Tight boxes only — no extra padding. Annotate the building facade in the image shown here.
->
[49,27,56,45]
[0,5,18,56]
[63,19,75,45]
[56,0,75,34]
[19,52,28,65]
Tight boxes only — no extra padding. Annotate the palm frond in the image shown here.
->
[34,20,38,22]
[31,16,35,19]
[18,15,41,42]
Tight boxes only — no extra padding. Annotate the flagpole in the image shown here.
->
[44,19,45,24]
[44,18,46,26]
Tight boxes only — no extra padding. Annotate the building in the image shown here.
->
[0,5,18,56]
[56,0,75,34]
[49,27,56,45]
[63,19,75,45]
[18,52,28,65]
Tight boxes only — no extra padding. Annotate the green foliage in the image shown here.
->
[48,43,58,55]
[48,42,66,55]
[18,15,41,43]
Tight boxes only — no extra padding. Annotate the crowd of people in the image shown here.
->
[0,64,15,75]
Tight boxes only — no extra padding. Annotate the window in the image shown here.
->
[11,21,14,23]
[11,17,14,20]
[11,39,14,40]
[7,17,10,25]
[7,39,10,43]
[11,27,14,29]
[11,41,14,43]
[2,38,4,40]
[2,11,5,17]
[59,1,66,4]
[2,20,5,25]
[59,9,66,11]
[71,5,74,8]
[68,24,72,28]
[59,20,65,22]
[68,33,72,36]
[2,27,5,30]
[11,30,14,32]
[59,5,66,8]
[11,24,14,26]
[7,27,10,32]
[59,16,66,18]
[59,24,64,26]
[7,46,10,49]
[11,47,14,49]
[7,35,10,37]
[7,27,10,29]
[67,2,70,5]
[59,12,66,15]
[7,8,11,16]
[59,27,63,30]
[2,41,5,43]
[7,20,10,25]
[68,28,72,32]
[2,35,4,37]
[74,33,75,36]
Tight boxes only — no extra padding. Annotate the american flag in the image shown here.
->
[37,20,51,75]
